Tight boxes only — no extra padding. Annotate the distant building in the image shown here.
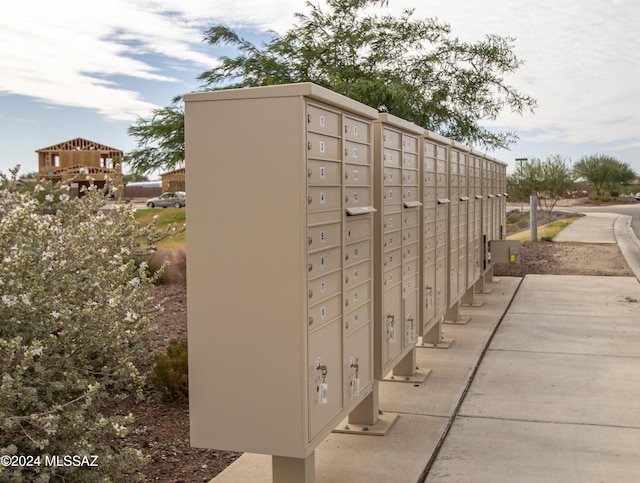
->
[36,137,123,196]
[160,167,186,193]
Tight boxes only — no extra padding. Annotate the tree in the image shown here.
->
[126,0,536,175]
[573,154,637,196]
[123,172,150,184]
[126,96,184,175]
[0,168,166,481]
[508,155,574,222]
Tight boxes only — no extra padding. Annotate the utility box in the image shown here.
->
[373,114,423,380]
[490,240,521,264]
[184,84,378,476]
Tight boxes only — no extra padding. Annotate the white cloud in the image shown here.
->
[1,0,639,169]
[0,0,223,120]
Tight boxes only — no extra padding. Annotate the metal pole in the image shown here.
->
[530,195,537,242]
[515,158,527,212]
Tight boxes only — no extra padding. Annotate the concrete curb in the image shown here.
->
[614,214,640,282]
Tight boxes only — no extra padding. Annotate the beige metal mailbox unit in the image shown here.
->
[477,155,508,291]
[373,114,427,383]
[419,131,454,347]
[461,151,484,305]
[185,83,378,482]
[444,142,472,324]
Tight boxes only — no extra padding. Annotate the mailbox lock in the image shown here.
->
[308,141,312,150]
[308,195,313,205]
[308,236,313,245]
[345,195,349,202]
[308,263,313,272]
[308,316,314,326]
[308,168,312,178]
[308,290,313,299]
[345,275,349,283]
[344,171,349,180]
[314,359,328,381]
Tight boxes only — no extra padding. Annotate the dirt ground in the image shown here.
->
[493,241,634,278]
[120,211,636,482]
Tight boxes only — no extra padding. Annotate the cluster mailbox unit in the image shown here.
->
[185,82,508,483]
[373,114,426,383]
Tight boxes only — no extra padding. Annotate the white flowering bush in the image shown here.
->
[0,168,164,481]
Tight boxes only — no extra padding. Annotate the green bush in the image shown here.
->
[150,340,188,401]
[0,168,164,481]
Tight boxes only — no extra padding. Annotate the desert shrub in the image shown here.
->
[0,168,164,481]
[150,340,189,401]
[587,193,612,204]
[147,248,187,285]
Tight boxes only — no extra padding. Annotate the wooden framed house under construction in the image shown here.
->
[160,167,186,193]
[36,138,123,196]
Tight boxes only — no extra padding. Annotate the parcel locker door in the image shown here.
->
[382,282,403,372]
[308,319,343,441]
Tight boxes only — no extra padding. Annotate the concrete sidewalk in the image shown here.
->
[209,214,640,482]
[428,275,640,482]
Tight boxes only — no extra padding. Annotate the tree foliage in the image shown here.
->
[125,96,185,175]
[126,0,536,174]
[0,168,166,481]
[573,154,637,196]
[508,155,574,222]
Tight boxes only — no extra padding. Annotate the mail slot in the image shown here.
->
[344,186,371,208]
[402,136,418,153]
[344,302,371,334]
[308,293,342,333]
[383,247,402,270]
[383,166,402,185]
[345,280,371,309]
[308,222,341,251]
[344,141,370,165]
[344,164,371,186]
[383,128,402,149]
[345,239,370,266]
[308,269,342,303]
[383,212,402,232]
[384,186,402,204]
[307,104,341,136]
[402,153,419,170]
[344,259,371,289]
[383,148,401,168]
[307,186,341,212]
[383,232,400,250]
[344,117,371,143]
[307,132,340,160]
[383,265,402,287]
[308,246,341,277]
[307,159,341,185]
[403,226,418,244]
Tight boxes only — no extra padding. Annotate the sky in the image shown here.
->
[1,0,639,178]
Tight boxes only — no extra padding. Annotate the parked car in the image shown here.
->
[146,191,186,208]
[635,192,640,201]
